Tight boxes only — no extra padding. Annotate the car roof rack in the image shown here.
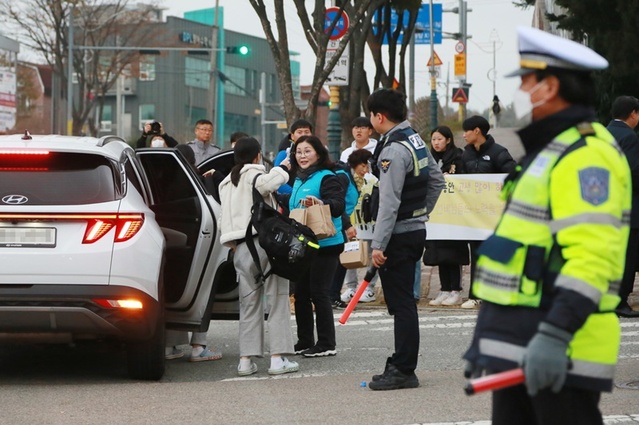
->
[97,135,127,147]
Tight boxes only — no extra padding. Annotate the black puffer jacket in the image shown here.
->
[461,135,516,174]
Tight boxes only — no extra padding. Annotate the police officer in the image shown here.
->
[366,89,445,390]
[463,27,631,424]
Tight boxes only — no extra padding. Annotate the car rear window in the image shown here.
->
[0,152,117,205]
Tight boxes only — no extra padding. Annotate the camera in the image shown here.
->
[149,121,162,135]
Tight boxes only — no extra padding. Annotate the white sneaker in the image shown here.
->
[442,291,462,306]
[461,299,481,309]
[429,291,451,306]
[340,288,356,303]
[359,289,376,303]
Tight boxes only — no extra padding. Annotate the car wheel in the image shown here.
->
[126,313,166,380]
[127,269,166,381]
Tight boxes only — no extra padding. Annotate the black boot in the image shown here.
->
[368,364,419,391]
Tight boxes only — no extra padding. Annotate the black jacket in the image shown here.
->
[607,119,639,227]
[461,135,516,174]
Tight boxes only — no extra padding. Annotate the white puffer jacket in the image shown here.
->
[219,164,289,246]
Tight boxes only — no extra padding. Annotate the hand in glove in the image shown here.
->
[463,360,484,379]
[521,322,572,396]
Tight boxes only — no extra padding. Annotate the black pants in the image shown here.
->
[492,383,602,425]
[619,227,639,307]
[439,264,462,291]
[468,240,481,300]
[329,263,347,302]
[379,229,425,375]
[294,247,340,350]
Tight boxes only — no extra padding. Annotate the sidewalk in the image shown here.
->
[357,265,639,311]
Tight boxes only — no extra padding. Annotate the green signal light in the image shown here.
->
[227,45,250,55]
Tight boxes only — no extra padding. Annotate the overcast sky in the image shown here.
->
[161,0,534,113]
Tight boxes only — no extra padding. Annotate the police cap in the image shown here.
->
[505,26,608,77]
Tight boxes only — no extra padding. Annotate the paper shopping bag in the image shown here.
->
[289,208,307,225]
[339,240,370,269]
[305,203,336,239]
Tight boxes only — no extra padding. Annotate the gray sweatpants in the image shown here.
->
[234,240,294,357]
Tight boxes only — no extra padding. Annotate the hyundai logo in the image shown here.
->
[2,195,29,205]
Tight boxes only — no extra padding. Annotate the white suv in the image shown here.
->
[0,134,239,380]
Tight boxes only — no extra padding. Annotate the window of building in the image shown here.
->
[139,56,156,81]
[139,104,155,130]
[101,105,112,121]
[223,112,249,142]
[223,65,247,96]
[185,57,209,89]
[185,106,207,128]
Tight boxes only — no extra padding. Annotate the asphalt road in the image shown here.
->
[0,308,638,424]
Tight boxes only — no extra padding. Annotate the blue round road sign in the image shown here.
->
[324,7,349,40]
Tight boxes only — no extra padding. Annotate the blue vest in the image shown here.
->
[290,169,344,247]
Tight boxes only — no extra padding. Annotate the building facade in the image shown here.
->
[96,12,297,153]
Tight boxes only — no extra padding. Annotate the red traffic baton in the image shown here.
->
[338,267,378,325]
[464,368,525,395]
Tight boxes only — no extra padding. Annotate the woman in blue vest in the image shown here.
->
[289,135,345,357]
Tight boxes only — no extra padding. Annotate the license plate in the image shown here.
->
[0,227,56,248]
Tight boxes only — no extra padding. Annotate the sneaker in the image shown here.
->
[268,357,299,375]
[461,299,482,309]
[189,347,223,362]
[368,364,419,391]
[359,289,376,303]
[442,291,462,306]
[429,291,451,306]
[165,346,184,360]
[237,361,258,376]
[332,299,348,309]
[340,288,356,303]
[302,346,337,357]
[294,342,313,355]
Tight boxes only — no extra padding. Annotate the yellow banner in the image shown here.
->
[427,174,507,240]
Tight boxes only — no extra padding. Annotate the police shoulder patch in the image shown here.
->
[380,159,392,173]
[578,167,609,206]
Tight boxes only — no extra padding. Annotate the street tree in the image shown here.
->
[0,0,160,136]
[513,0,639,121]
[248,0,385,129]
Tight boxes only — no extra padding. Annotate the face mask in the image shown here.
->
[151,139,165,147]
[513,80,546,123]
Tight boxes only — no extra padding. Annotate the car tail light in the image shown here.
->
[92,298,144,309]
[0,212,144,244]
[0,149,50,155]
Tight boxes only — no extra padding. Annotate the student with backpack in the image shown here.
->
[218,137,299,376]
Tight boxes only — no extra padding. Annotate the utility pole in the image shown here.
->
[66,5,75,135]
[208,0,220,145]
[428,0,437,129]
[458,0,468,122]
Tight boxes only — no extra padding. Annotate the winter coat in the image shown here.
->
[461,134,516,174]
[607,120,639,227]
[218,164,289,246]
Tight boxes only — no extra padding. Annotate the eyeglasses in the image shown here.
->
[295,150,316,157]
[196,127,213,133]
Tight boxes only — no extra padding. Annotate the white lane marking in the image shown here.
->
[410,416,639,425]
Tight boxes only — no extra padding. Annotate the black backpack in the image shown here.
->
[245,174,319,282]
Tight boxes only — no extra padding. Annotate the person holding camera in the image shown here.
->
[219,137,299,376]
[136,121,179,148]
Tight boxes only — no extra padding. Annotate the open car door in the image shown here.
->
[136,148,239,333]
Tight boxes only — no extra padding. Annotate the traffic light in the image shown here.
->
[226,45,249,56]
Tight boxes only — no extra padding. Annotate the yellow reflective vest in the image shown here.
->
[472,122,631,391]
